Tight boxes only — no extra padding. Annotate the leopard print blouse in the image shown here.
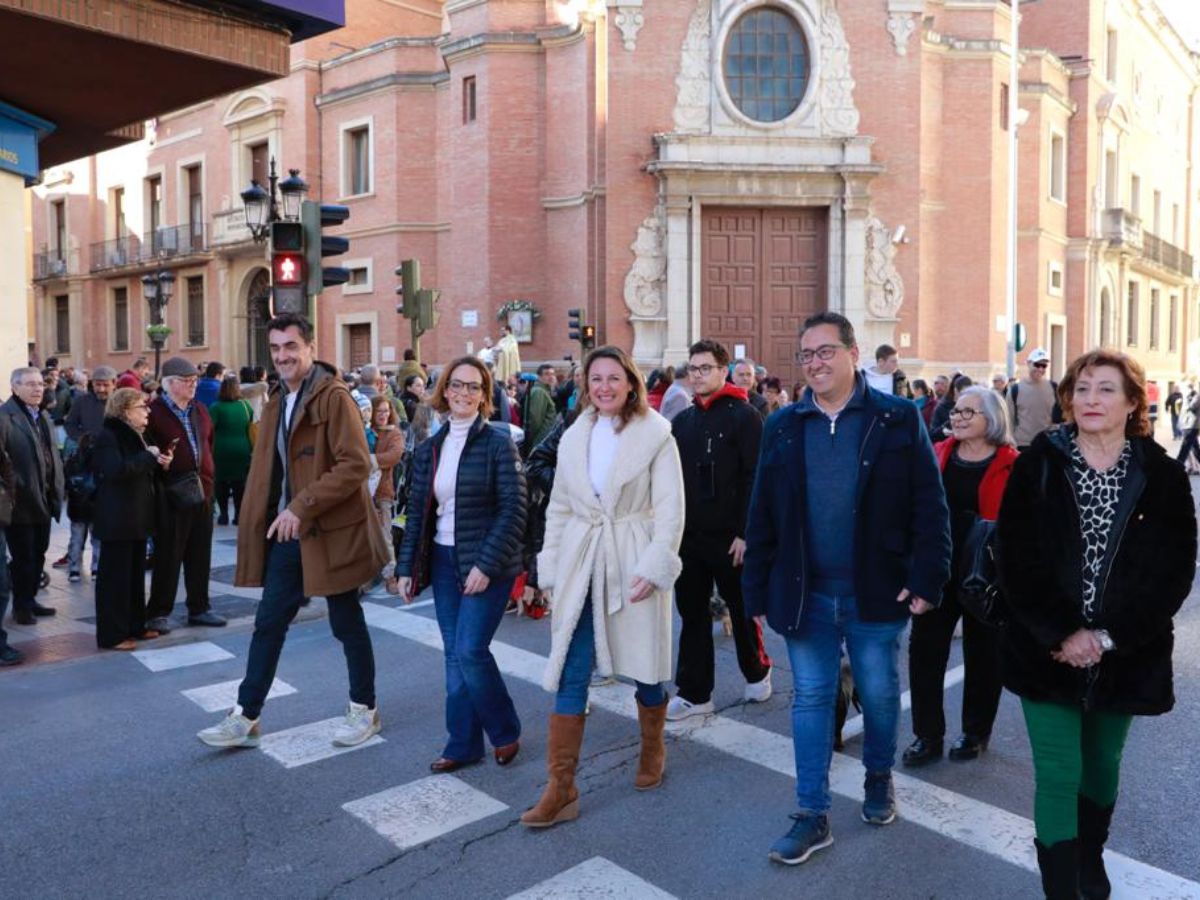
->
[1067,438,1131,621]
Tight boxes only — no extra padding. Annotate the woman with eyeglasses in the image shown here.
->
[521,345,684,828]
[903,386,1017,768]
[393,356,528,773]
[91,388,174,649]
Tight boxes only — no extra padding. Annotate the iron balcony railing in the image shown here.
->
[1142,231,1196,280]
[32,250,71,280]
[89,224,209,271]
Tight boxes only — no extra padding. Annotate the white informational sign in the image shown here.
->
[461,309,479,328]
[734,344,747,360]
[382,346,396,362]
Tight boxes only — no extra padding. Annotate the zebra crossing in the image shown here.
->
[126,595,1200,899]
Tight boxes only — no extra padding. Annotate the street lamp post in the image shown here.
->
[141,270,176,379]
[240,157,307,244]
[1005,0,1035,379]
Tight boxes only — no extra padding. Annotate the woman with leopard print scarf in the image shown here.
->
[997,349,1196,900]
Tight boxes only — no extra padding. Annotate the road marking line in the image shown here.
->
[343,775,507,851]
[259,717,384,768]
[181,678,296,713]
[841,664,966,741]
[362,601,1200,899]
[506,856,678,900]
[131,641,234,672]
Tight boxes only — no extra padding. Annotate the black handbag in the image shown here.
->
[957,516,1006,628]
[164,470,205,510]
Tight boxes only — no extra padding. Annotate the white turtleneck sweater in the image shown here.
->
[589,414,619,498]
[434,417,472,546]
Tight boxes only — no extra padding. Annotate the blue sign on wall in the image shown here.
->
[0,101,54,184]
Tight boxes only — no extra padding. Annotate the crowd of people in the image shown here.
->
[0,312,1195,899]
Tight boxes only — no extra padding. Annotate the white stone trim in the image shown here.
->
[608,0,645,51]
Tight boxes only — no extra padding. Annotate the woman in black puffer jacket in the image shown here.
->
[394,356,527,773]
[997,350,1196,899]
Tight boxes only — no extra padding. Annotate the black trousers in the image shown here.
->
[673,534,771,704]
[908,590,1003,741]
[7,521,50,612]
[147,500,213,619]
[1176,430,1200,467]
[214,479,245,523]
[95,540,146,647]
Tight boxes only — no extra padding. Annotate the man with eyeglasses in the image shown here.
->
[0,368,65,627]
[198,312,388,749]
[743,312,950,866]
[1006,347,1061,451]
[667,340,772,721]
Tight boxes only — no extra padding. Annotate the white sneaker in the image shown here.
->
[745,667,773,704]
[332,702,381,747]
[197,707,260,748]
[665,696,715,721]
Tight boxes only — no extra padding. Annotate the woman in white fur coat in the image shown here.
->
[521,345,685,829]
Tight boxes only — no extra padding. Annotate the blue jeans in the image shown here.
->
[237,539,376,720]
[785,592,905,814]
[555,596,666,715]
[68,520,100,575]
[431,543,521,760]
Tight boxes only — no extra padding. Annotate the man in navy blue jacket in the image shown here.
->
[742,311,951,866]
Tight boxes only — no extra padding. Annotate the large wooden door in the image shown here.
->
[347,323,372,368]
[701,207,827,388]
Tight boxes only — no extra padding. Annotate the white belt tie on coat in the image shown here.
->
[572,502,654,616]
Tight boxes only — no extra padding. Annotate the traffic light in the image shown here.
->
[396,259,420,319]
[581,323,596,351]
[417,288,440,333]
[269,220,306,316]
[568,308,583,342]
[302,200,351,295]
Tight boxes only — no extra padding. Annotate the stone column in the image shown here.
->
[662,192,693,364]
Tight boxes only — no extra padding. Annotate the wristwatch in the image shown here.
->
[1095,629,1115,653]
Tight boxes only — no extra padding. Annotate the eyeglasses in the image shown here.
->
[796,345,843,365]
[687,364,719,377]
[949,407,978,421]
[447,379,484,396]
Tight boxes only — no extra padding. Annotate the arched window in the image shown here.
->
[723,7,810,123]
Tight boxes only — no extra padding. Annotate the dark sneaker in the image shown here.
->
[188,611,227,627]
[862,770,897,825]
[68,572,81,584]
[768,813,833,865]
[0,645,23,666]
[145,617,172,635]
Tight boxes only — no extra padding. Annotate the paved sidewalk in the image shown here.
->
[3,519,327,667]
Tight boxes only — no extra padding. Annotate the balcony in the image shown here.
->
[1141,231,1195,281]
[211,208,254,248]
[88,224,209,273]
[1103,208,1142,249]
[32,250,72,280]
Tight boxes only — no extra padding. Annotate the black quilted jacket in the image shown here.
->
[395,415,527,586]
[996,427,1196,715]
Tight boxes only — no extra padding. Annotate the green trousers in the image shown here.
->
[1020,698,1133,845]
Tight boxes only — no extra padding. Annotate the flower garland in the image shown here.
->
[496,299,541,321]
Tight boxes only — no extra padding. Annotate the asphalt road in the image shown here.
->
[3,526,1200,898]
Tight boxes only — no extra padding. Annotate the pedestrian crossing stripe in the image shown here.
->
[506,856,678,900]
[343,775,508,852]
[181,677,296,713]
[362,600,1200,899]
[259,716,384,768]
[132,641,234,672]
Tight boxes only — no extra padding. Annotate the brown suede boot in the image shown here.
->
[635,699,668,791]
[521,713,586,828]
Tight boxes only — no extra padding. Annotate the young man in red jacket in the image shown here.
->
[668,339,772,721]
